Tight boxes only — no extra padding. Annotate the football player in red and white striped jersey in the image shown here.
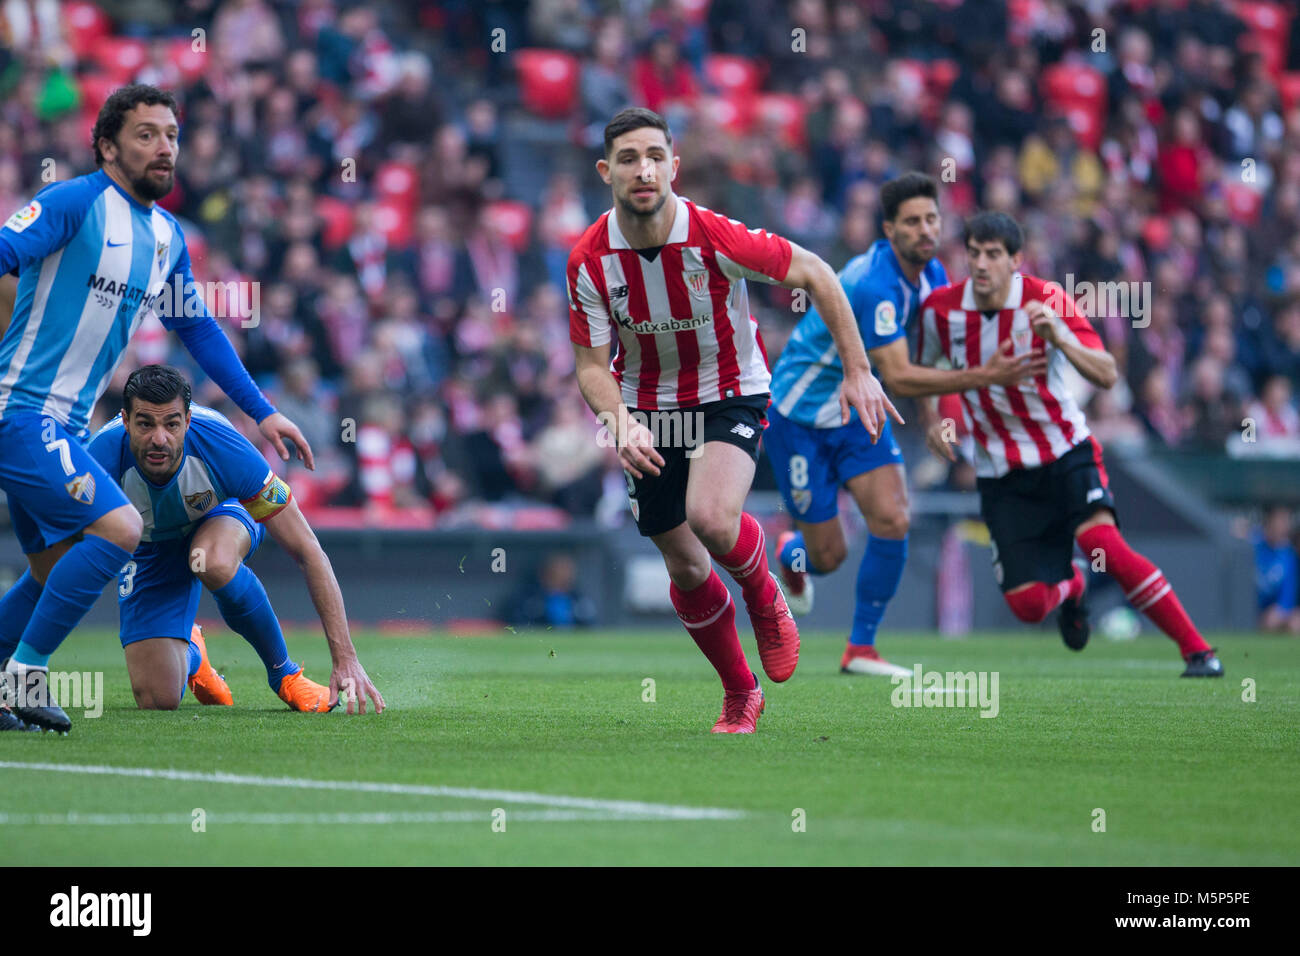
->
[917,211,1222,677]
[569,108,902,731]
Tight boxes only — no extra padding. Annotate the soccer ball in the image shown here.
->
[1098,606,1140,642]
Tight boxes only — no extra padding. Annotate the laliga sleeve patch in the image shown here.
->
[241,474,292,522]
[4,200,42,233]
[874,300,897,336]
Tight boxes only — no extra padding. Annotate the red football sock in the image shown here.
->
[1003,566,1084,623]
[711,512,777,607]
[670,570,752,692]
[1077,524,1210,657]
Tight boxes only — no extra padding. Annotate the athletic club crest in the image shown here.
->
[65,472,96,505]
[1013,327,1033,352]
[684,270,708,295]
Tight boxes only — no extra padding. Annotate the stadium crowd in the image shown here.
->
[1,0,1299,528]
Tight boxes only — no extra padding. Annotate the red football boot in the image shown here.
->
[711,678,765,734]
[748,572,800,682]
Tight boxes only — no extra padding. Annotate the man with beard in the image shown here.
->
[0,85,314,732]
[568,107,901,733]
[768,173,1042,677]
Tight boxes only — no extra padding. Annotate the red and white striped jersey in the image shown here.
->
[917,272,1102,478]
[567,195,792,410]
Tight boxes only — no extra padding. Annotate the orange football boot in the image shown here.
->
[277,669,334,713]
[187,625,233,706]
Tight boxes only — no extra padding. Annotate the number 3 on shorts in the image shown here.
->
[119,560,138,598]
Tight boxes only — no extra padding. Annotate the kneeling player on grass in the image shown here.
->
[569,108,900,733]
[767,173,1044,676]
[83,365,384,712]
[916,212,1222,677]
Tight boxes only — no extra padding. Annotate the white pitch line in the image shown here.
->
[0,810,655,826]
[0,761,745,821]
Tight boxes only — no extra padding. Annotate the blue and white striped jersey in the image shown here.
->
[0,169,205,437]
[88,404,289,543]
[769,239,948,428]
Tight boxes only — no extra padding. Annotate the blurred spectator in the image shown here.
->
[510,553,596,629]
[1245,375,1300,447]
[1255,506,1300,634]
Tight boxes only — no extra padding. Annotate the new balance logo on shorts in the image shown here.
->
[730,423,755,439]
[1087,487,1104,503]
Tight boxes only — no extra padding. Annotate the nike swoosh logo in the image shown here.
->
[106,240,128,247]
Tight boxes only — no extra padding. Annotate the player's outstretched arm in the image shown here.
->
[573,340,664,479]
[871,338,1047,397]
[1026,300,1118,389]
[263,498,383,714]
[780,242,903,439]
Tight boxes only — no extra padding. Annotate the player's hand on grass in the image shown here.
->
[925,420,957,463]
[259,412,316,470]
[841,366,904,442]
[981,338,1048,386]
[1025,300,1061,347]
[619,418,664,479]
[330,657,384,715]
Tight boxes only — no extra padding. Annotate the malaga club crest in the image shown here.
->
[65,472,96,505]
[184,490,215,513]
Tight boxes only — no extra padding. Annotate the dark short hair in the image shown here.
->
[123,365,191,415]
[880,172,939,221]
[962,210,1024,256]
[91,84,180,167]
[603,107,672,157]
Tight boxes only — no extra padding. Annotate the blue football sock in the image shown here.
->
[0,571,43,660]
[211,564,299,691]
[850,534,908,647]
[187,636,202,681]
[11,535,132,666]
[779,531,830,576]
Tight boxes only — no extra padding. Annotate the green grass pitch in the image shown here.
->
[3,629,1296,865]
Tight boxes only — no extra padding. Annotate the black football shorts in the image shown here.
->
[624,393,768,537]
[977,436,1117,591]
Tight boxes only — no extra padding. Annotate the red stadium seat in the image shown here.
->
[928,59,960,102]
[168,38,209,84]
[1041,63,1106,150]
[484,200,533,252]
[64,1,111,59]
[91,36,148,85]
[698,94,755,137]
[1279,72,1300,112]
[374,198,413,248]
[755,93,806,149]
[515,49,580,119]
[374,160,420,210]
[1224,182,1264,225]
[316,196,355,251]
[704,54,763,97]
[1235,2,1292,76]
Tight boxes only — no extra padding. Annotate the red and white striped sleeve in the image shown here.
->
[693,205,793,285]
[1033,277,1103,350]
[567,250,611,348]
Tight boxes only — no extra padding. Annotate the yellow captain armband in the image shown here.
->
[241,473,292,522]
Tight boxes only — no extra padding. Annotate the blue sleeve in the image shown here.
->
[852,279,906,351]
[1280,552,1298,613]
[166,241,275,423]
[0,178,98,275]
[191,412,275,501]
